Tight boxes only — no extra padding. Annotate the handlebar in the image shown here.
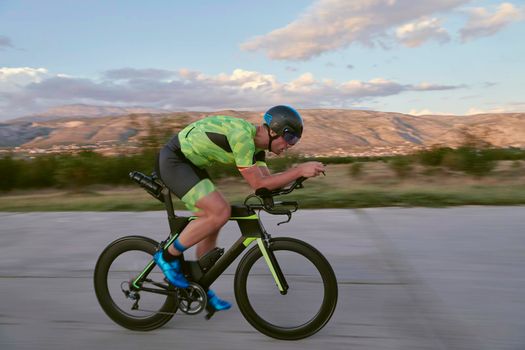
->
[254,176,307,198]
[244,176,310,225]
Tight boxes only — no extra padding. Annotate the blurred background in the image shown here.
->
[1,1,524,349]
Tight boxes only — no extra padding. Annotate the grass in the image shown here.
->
[1,161,524,211]
[288,186,525,208]
[0,188,166,211]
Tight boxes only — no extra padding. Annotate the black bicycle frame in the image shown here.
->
[130,189,289,295]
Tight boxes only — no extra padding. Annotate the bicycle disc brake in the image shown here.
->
[178,282,207,315]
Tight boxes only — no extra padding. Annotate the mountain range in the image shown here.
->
[8,104,170,123]
[1,105,524,157]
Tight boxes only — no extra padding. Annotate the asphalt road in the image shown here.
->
[0,207,524,350]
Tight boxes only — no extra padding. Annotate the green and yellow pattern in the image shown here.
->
[179,115,266,169]
[180,178,216,211]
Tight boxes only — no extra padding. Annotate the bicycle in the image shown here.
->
[94,171,338,340]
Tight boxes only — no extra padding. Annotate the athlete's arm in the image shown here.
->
[239,162,325,190]
[258,165,271,177]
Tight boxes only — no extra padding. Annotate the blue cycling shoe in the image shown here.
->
[153,251,189,288]
[207,290,232,311]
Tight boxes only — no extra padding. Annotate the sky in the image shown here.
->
[0,0,524,121]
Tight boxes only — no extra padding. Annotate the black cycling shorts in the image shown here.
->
[157,134,216,212]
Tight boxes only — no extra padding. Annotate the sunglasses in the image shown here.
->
[282,128,300,145]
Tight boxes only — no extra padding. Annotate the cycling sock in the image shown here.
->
[162,249,179,262]
[162,238,187,262]
[162,238,188,262]
[173,238,188,253]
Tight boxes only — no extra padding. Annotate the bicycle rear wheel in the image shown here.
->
[94,236,178,331]
[234,237,338,340]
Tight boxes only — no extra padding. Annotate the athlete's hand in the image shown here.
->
[296,162,326,178]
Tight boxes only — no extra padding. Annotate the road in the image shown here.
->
[0,207,524,350]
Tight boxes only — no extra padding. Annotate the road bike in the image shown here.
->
[94,171,338,340]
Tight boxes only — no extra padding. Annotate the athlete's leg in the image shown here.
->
[157,142,229,256]
[156,142,232,308]
[155,144,225,288]
[167,191,230,256]
[167,190,232,310]
[154,190,229,289]
[196,229,220,259]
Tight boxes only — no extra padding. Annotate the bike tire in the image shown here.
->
[234,237,338,340]
[94,236,178,331]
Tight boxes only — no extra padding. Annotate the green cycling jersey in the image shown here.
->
[177,115,267,169]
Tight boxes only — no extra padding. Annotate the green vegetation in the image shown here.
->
[0,152,153,191]
[1,146,524,210]
[417,146,500,176]
[349,162,364,178]
[388,157,414,178]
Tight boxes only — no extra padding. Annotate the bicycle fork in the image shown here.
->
[255,237,289,295]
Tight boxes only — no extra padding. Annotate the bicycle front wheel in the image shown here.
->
[94,236,178,331]
[234,237,338,340]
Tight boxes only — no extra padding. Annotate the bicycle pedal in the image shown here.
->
[205,306,216,320]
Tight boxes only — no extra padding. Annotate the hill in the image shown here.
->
[1,109,524,157]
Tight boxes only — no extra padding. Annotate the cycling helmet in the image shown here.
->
[263,105,303,151]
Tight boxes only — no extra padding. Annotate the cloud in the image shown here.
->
[409,108,451,115]
[483,81,498,88]
[466,103,525,115]
[0,66,465,120]
[103,68,177,80]
[240,0,469,60]
[466,107,506,115]
[460,2,525,41]
[0,35,14,50]
[0,67,50,91]
[508,101,525,108]
[395,17,450,47]
[412,82,464,91]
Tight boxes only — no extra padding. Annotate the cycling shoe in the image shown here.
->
[207,289,231,311]
[153,251,189,288]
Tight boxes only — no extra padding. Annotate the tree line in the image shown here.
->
[1,146,524,191]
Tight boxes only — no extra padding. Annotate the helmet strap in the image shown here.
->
[265,124,280,152]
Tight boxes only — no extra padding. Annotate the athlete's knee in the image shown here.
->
[196,192,231,228]
[207,202,230,228]
[215,203,231,226]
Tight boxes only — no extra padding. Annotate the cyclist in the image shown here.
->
[154,105,326,312]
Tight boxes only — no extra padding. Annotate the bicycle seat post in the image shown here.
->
[163,189,180,233]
